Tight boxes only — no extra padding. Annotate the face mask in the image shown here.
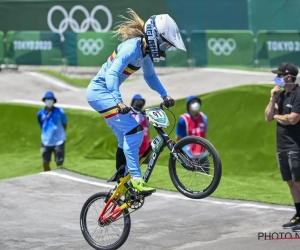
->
[45,99,54,108]
[274,76,286,87]
[190,102,200,111]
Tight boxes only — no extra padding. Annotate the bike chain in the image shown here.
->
[103,183,155,224]
[107,191,152,223]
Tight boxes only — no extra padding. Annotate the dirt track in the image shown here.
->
[1,66,295,250]
[0,169,298,250]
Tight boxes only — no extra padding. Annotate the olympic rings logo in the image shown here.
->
[77,38,104,56]
[47,5,113,34]
[207,38,236,56]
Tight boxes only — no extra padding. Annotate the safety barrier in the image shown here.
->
[3,30,300,68]
[63,31,119,66]
[190,30,255,67]
[0,31,4,64]
[256,30,300,68]
[5,31,63,65]
[4,30,192,67]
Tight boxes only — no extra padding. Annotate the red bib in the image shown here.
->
[138,115,150,156]
[180,113,206,155]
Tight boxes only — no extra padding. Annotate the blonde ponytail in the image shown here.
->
[111,8,145,41]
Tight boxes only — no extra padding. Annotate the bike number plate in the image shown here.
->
[147,108,169,127]
[151,135,163,153]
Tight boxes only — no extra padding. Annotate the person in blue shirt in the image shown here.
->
[85,8,187,193]
[37,91,68,172]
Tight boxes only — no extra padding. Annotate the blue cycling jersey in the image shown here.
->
[86,36,170,179]
[90,37,168,104]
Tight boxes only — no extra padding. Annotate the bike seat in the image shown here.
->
[107,165,126,182]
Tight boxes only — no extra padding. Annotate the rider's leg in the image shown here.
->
[87,93,127,175]
[116,147,127,171]
[106,113,155,192]
[104,113,143,178]
[105,113,155,192]
[106,121,127,173]
[123,126,155,192]
[122,124,144,177]
[88,96,156,193]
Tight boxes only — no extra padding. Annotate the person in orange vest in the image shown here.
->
[176,95,209,173]
[131,94,151,163]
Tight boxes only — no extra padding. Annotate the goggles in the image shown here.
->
[158,36,174,51]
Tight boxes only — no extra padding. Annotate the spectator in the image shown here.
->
[265,62,300,232]
[131,94,151,162]
[37,91,68,172]
[176,95,209,173]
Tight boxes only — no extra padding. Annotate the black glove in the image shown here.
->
[163,95,175,108]
[117,102,131,114]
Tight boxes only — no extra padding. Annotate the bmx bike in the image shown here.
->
[80,103,222,250]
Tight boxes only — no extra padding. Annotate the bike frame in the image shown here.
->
[98,126,179,223]
[98,110,192,224]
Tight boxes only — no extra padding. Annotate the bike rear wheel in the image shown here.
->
[168,136,222,199]
[80,192,131,250]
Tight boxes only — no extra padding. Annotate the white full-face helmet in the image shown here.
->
[144,14,187,62]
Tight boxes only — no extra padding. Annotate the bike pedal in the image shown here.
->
[140,190,155,197]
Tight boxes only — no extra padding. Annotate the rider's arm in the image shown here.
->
[105,45,138,104]
[176,117,187,141]
[142,56,168,99]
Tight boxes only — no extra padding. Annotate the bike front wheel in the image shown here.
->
[80,192,131,250]
[168,136,222,199]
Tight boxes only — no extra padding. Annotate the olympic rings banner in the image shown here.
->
[190,30,255,67]
[0,1,170,35]
[256,31,300,68]
[63,31,119,66]
[0,31,4,64]
[5,31,63,65]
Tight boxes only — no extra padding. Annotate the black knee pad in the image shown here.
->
[116,147,126,171]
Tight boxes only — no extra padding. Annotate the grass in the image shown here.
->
[36,69,91,88]
[0,84,295,206]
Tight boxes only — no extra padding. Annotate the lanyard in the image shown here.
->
[41,111,52,124]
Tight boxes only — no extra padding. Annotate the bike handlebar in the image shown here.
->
[130,101,168,115]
